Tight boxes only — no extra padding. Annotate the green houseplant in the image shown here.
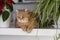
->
[33,0,60,28]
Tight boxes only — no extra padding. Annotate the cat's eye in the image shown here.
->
[18,17,20,18]
[22,16,24,18]
[21,16,24,19]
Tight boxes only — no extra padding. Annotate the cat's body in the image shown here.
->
[16,9,37,33]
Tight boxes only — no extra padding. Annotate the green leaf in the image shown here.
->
[53,0,57,25]
[33,0,45,27]
[6,4,13,12]
[56,2,60,22]
[2,10,10,22]
[56,6,60,22]
[47,1,55,19]
[3,0,7,3]
[41,0,50,24]
[33,0,44,15]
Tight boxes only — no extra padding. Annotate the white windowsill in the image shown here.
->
[0,28,56,36]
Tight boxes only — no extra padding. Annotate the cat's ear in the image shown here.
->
[25,9,28,12]
[16,9,21,13]
[16,10,19,13]
[25,9,30,14]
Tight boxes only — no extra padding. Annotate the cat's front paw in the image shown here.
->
[26,28,32,33]
[22,27,26,32]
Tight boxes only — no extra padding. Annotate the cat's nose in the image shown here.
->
[20,16,22,18]
[21,16,24,19]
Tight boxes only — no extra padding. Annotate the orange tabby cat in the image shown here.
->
[16,9,37,33]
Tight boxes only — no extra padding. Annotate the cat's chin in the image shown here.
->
[17,19,28,23]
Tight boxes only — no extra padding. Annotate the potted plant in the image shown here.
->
[33,0,60,28]
[0,0,14,27]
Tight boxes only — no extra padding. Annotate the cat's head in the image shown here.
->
[16,9,30,23]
